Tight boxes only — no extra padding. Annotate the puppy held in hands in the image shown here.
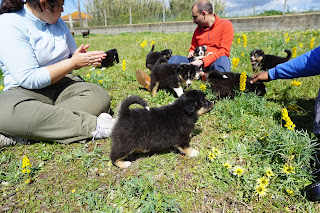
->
[89,48,119,70]
[146,44,172,70]
[206,70,266,98]
[110,90,214,169]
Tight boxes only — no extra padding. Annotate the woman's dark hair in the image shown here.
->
[0,0,58,15]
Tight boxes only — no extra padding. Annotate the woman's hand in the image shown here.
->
[71,44,107,69]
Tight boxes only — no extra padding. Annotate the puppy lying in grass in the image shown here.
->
[110,90,214,169]
[206,70,266,98]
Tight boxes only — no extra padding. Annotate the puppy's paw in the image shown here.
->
[189,149,199,157]
[114,160,132,169]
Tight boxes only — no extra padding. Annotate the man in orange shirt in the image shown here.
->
[136,0,234,90]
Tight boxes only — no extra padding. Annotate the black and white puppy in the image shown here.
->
[206,70,266,99]
[110,90,214,169]
[150,58,199,97]
[250,49,291,72]
[146,44,172,70]
[90,48,119,70]
[193,45,213,60]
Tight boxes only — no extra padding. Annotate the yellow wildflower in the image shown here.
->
[239,71,247,91]
[151,40,156,46]
[241,52,244,57]
[208,151,216,160]
[71,189,76,193]
[86,74,90,78]
[265,168,273,177]
[281,108,296,130]
[284,33,288,39]
[200,84,206,91]
[233,166,244,176]
[292,47,297,58]
[140,40,147,48]
[237,38,240,44]
[242,34,247,47]
[257,177,269,186]
[122,60,126,71]
[232,57,240,69]
[211,147,221,156]
[98,80,103,84]
[282,163,294,174]
[223,162,231,169]
[285,37,290,43]
[299,43,303,48]
[256,185,267,197]
[310,38,315,49]
[22,156,32,173]
[286,188,294,196]
[290,80,301,86]
[0,85,3,91]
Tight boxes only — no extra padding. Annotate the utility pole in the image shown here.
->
[283,0,287,16]
[130,0,132,24]
[77,0,82,27]
[162,0,165,22]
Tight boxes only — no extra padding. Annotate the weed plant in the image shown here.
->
[1,30,320,212]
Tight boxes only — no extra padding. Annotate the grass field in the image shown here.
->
[1,29,320,212]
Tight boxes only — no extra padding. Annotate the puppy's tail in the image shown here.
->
[150,44,155,52]
[207,69,228,79]
[284,49,292,61]
[119,95,149,116]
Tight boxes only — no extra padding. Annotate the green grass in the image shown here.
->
[1,30,320,212]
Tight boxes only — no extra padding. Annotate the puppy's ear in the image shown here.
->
[184,101,195,114]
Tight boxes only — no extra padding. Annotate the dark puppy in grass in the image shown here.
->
[146,44,172,70]
[206,70,266,98]
[110,90,214,169]
[250,49,291,72]
[150,58,199,97]
[90,48,119,70]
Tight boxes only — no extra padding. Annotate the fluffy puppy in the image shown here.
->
[110,90,214,169]
[193,45,212,60]
[150,58,199,97]
[146,44,172,70]
[250,49,291,72]
[206,70,266,98]
[89,48,119,70]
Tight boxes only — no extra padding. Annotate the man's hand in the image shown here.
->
[250,71,271,84]
[188,51,194,58]
[191,59,204,67]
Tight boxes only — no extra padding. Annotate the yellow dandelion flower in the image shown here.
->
[239,71,247,91]
[236,38,240,44]
[140,40,147,48]
[292,47,297,58]
[299,43,303,48]
[211,147,221,156]
[290,80,301,86]
[151,40,156,46]
[282,164,294,174]
[223,162,231,169]
[97,71,100,75]
[98,80,103,84]
[256,185,267,197]
[200,84,206,91]
[208,151,216,160]
[25,179,31,184]
[22,169,27,173]
[0,85,3,91]
[233,166,244,176]
[257,177,269,186]
[86,74,90,78]
[241,52,244,57]
[284,33,288,38]
[71,189,76,193]
[265,168,274,177]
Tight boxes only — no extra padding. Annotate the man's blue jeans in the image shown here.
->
[168,55,231,72]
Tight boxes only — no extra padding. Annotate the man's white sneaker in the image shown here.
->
[91,113,114,140]
[0,134,28,148]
